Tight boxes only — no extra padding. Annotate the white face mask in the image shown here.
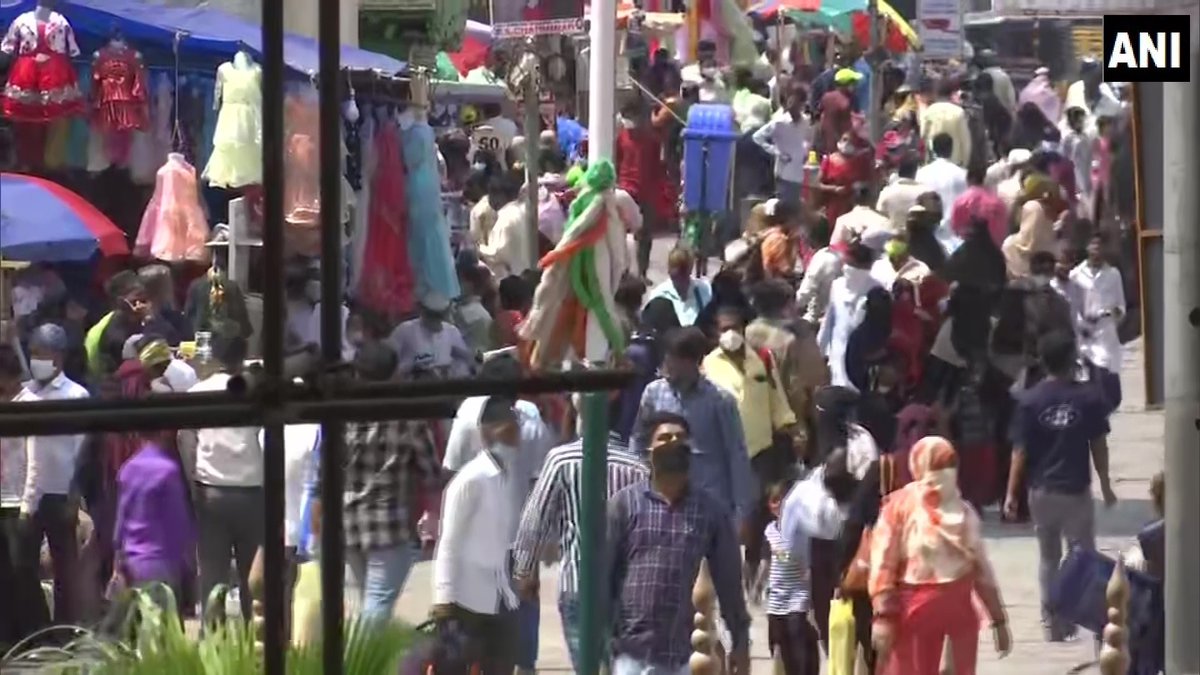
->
[837,141,854,155]
[488,442,519,467]
[150,378,174,394]
[304,280,322,304]
[29,358,58,382]
[927,467,959,494]
[718,329,744,353]
[1031,274,1051,287]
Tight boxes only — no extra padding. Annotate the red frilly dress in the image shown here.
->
[91,44,149,132]
[1,10,84,122]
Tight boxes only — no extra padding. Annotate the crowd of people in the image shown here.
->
[0,30,1166,675]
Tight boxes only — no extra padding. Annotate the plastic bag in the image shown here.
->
[828,597,857,675]
[292,560,322,647]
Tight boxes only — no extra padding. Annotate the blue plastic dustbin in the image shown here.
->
[682,104,739,213]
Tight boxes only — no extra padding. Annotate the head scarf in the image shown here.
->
[138,340,172,369]
[906,213,947,274]
[943,219,1007,291]
[869,437,982,602]
[845,287,893,392]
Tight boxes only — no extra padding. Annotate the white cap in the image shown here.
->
[1007,148,1033,165]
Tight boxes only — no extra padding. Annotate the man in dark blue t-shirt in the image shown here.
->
[1004,330,1117,642]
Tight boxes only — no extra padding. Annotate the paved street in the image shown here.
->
[391,237,1166,673]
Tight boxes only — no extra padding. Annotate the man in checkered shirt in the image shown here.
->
[339,342,442,622]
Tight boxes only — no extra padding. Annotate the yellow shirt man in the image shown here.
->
[703,345,796,458]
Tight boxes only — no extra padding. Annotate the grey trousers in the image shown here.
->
[1028,488,1096,624]
[194,484,264,621]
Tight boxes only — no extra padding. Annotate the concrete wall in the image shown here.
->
[158,0,361,46]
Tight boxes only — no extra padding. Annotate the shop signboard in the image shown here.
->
[917,0,964,60]
[491,0,586,38]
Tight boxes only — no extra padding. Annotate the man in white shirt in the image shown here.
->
[680,40,730,103]
[796,220,843,327]
[875,153,928,235]
[389,291,476,380]
[752,84,813,204]
[433,395,526,673]
[915,133,969,246]
[182,333,264,621]
[472,103,519,167]
[0,343,49,640]
[1069,233,1126,413]
[442,355,553,673]
[16,323,90,625]
[817,243,883,390]
[479,176,535,279]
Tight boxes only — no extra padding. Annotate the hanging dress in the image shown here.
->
[348,109,376,292]
[136,153,211,262]
[202,60,263,188]
[401,118,461,301]
[91,44,149,133]
[357,121,415,320]
[284,93,320,224]
[1,10,84,122]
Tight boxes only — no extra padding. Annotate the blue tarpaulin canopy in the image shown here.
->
[0,0,406,76]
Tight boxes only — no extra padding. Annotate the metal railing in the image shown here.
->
[0,1,632,672]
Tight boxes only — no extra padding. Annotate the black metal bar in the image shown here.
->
[0,399,461,437]
[0,371,634,436]
[260,0,287,668]
[317,0,344,670]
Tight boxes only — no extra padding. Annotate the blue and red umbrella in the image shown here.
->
[0,173,129,262]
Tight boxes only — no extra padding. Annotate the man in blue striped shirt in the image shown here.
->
[511,414,680,670]
[629,328,755,527]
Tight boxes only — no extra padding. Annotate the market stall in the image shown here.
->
[2,0,460,348]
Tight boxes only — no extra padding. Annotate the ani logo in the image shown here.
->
[1103,14,1192,83]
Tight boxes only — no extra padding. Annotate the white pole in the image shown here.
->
[1162,10,1200,675]
[588,0,618,163]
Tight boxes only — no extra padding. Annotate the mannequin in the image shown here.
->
[1,0,84,166]
[91,28,149,167]
[232,50,255,72]
[202,50,263,188]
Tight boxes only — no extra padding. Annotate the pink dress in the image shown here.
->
[136,153,211,262]
[356,121,415,320]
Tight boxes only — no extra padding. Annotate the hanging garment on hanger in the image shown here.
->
[1,10,84,122]
[348,109,377,292]
[202,61,263,188]
[91,43,149,133]
[401,120,461,301]
[357,120,415,320]
[66,113,90,169]
[136,153,211,262]
[284,93,320,226]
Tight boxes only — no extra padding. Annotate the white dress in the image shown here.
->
[202,61,263,188]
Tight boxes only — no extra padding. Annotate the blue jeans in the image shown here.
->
[516,597,540,669]
[345,544,419,623]
[560,594,613,672]
[611,654,690,675]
